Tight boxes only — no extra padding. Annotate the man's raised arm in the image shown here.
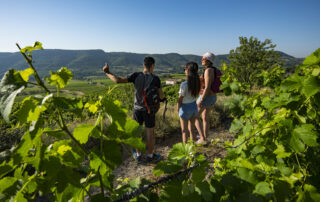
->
[102,63,128,83]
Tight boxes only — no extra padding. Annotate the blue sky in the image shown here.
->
[0,0,319,57]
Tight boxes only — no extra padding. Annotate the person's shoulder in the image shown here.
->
[151,74,161,80]
[127,72,143,82]
[180,81,188,87]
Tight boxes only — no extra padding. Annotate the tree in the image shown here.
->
[228,36,282,87]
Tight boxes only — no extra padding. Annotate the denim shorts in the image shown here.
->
[197,95,217,107]
[179,102,198,120]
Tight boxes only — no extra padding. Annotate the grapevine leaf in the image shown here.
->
[252,107,265,121]
[46,67,73,89]
[297,184,320,202]
[230,81,240,94]
[73,124,96,144]
[237,167,258,184]
[274,143,292,158]
[254,181,273,196]
[89,149,109,174]
[281,74,302,92]
[160,179,183,201]
[91,193,111,202]
[302,48,320,66]
[293,124,319,147]
[123,118,143,137]
[53,97,83,115]
[84,101,99,113]
[20,41,43,53]
[251,145,265,156]
[55,167,82,199]
[13,191,28,202]
[192,166,206,184]
[312,67,320,76]
[182,181,195,196]
[195,181,213,201]
[0,69,27,122]
[103,140,122,169]
[15,97,44,125]
[43,128,65,139]
[0,161,15,178]
[18,68,34,82]
[168,143,194,163]
[229,119,243,133]
[56,183,82,202]
[13,130,42,163]
[210,179,225,201]
[194,154,206,163]
[102,98,127,128]
[129,177,141,189]
[277,163,292,176]
[52,140,84,168]
[0,177,19,199]
[274,180,291,201]
[280,172,303,187]
[153,161,183,176]
[118,137,145,152]
[301,76,320,98]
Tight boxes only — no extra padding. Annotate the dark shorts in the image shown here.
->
[133,110,156,128]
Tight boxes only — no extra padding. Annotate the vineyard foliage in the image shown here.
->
[0,42,144,201]
[0,42,319,201]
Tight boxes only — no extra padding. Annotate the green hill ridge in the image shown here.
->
[0,49,303,79]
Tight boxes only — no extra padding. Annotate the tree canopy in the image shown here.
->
[228,36,282,87]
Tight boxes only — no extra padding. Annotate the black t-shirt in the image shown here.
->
[127,72,161,111]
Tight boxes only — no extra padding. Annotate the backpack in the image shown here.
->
[200,67,223,94]
[211,67,223,93]
[142,73,160,114]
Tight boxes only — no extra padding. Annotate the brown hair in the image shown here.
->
[186,62,200,97]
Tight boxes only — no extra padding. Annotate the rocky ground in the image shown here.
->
[113,125,233,184]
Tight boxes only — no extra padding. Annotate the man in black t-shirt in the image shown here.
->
[103,56,165,164]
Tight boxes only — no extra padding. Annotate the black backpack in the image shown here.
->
[142,73,160,114]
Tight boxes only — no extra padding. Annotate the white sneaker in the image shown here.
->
[196,139,206,145]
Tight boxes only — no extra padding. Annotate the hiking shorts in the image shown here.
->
[133,109,156,128]
[197,95,217,108]
[179,102,198,120]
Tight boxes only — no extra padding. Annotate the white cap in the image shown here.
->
[202,52,216,63]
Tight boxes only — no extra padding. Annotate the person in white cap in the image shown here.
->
[195,52,218,144]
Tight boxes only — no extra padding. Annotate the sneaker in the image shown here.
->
[196,139,207,145]
[133,152,143,164]
[146,153,161,164]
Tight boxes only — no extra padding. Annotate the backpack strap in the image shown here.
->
[142,73,154,114]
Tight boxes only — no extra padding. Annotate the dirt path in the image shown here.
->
[113,126,233,183]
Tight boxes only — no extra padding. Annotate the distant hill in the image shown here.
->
[0,49,303,79]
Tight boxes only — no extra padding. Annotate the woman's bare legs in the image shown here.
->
[201,107,212,139]
[195,107,205,141]
[180,118,189,143]
[188,117,196,142]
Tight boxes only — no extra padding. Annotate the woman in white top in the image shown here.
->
[177,62,203,143]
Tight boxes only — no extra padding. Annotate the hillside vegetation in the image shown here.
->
[0,49,303,79]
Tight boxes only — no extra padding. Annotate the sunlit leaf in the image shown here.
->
[20,41,43,53]
[18,68,34,82]
[46,67,73,89]
[302,48,320,66]
[73,124,95,144]
[301,76,320,98]
[0,69,27,122]
[254,181,273,196]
